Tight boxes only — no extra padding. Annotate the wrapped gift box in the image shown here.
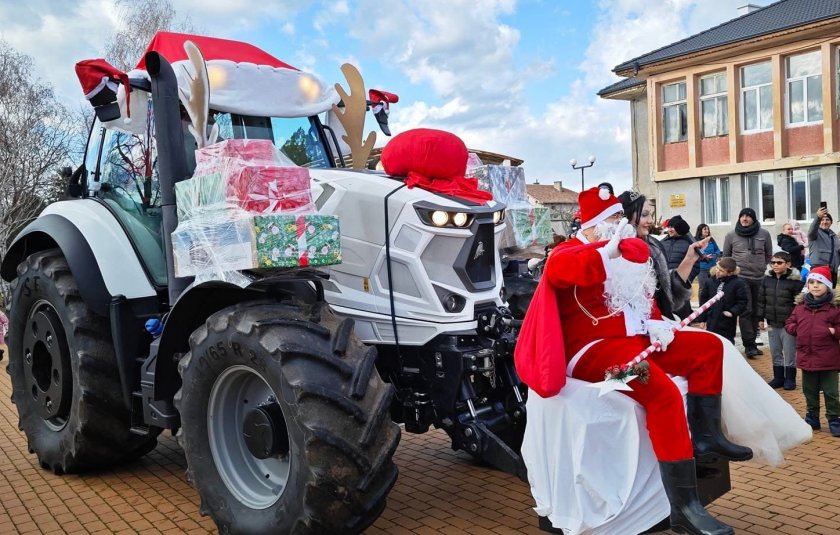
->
[195,139,279,166]
[172,214,341,277]
[254,215,341,268]
[500,207,553,249]
[468,165,528,208]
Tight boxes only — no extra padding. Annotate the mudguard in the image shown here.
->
[1,200,156,316]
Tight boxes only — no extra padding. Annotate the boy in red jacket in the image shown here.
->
[785,265,840,436]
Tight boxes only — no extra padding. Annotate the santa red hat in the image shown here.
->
[75,59,132,122]
[578,185,623,229]
[807,265,834,288]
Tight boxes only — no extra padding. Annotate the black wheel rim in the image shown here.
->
[22,301,72,430]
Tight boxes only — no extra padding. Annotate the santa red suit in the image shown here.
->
[515,187,723,462]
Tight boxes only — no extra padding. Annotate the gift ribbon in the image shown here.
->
[248,180,281,213]
[296,215,309,267]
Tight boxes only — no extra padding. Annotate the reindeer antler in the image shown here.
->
[178,40,219,149]
[333,63,376,169]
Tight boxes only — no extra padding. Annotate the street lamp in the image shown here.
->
[570,155,596,191]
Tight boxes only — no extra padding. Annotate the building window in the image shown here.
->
[743,172,775,221]
[741,62,772,132]
[789,168,821,220]
[786,50,822,125]
[700,73,728,137]
[663,81,687,143]
[702,176,730,224]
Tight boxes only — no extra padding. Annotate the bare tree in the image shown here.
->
[0,41,77,300]
[105,0,196,71]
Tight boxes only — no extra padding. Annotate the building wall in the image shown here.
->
[631,97,655,200]
[627,28,840,239]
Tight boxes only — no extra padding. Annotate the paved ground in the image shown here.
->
[1,340,839,534]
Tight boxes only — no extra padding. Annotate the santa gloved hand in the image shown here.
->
[603,218,630,259]
[647,319,675,352]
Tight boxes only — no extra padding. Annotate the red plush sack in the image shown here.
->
[381,128,492,204]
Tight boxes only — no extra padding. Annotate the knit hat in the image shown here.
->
[668,214,690,236]
[738,208,757,221]
[807,265,834,289]
[578,185,623,229]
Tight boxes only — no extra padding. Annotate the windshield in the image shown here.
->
[208,112,331,171]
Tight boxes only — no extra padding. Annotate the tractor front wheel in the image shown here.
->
[175,303,399,534]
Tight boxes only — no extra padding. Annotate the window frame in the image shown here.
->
[788,168,822,221]
[785,50,823,126]
[702,176,731,225]
[740,61,773,133]
[662,81,688,144]
[699,72,728,138]
[742,172,775,222]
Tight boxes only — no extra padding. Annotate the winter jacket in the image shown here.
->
[757,267,804,328]
[660,233,695,270]
[777,233,805,268]
[785,292,840,371]
[807,216,839,275]
[699,267,751,341]
[696,237,722,271]
[723,227,773,280]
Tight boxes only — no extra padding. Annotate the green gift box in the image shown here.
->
[501,207,553,249]
[253,215,342,268]
[175,171,228,221]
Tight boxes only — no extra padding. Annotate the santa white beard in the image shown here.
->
[594,219,636,240]
[603,255,657,320]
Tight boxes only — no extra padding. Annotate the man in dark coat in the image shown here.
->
[723,207,773,357]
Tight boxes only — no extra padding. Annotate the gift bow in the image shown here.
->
[248,180,282,213]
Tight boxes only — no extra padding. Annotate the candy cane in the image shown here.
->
[596,291,725,392]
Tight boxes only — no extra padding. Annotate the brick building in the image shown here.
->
[599,0,840,236]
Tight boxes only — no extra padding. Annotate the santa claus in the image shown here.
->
[515,185,751,535]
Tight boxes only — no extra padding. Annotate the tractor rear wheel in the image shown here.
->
[175,302,400,534]
[7,249,160,473]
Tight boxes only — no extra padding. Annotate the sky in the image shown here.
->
[0,0,760,192]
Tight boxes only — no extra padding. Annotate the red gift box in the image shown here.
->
[230,165,313,214]
[196,139,278,166]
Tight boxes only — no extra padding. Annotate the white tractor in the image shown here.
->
[1,32,526,533]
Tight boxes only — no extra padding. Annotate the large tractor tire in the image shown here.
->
[175,302,400,534]
[7,249,160,473]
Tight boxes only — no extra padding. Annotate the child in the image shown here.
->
[757,251,804,389]
[699,257,750,345]
[785,265,840,436]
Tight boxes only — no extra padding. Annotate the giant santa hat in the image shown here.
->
[578,185,623,229]
[136,32,338,118]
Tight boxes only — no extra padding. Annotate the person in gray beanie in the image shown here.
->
[724,207,773,358]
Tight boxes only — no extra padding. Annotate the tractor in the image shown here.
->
[1,32,526,533]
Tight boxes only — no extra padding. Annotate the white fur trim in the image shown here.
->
[807,272,833,289]
[581,203,623,229]
[173,59,339,118]
[83,76,112,99]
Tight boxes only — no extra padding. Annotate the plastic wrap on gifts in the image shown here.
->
[253,215,341,268]
[499,207,553,249]
[468,165,528,207]
[195,139,282,166]
[174,171,227,220]
[172,218,255,278]
[231,165,314,214]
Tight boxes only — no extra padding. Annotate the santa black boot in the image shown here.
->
[659,460,734,535]
[687,394,753,462]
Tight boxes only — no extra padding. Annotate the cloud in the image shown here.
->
[313,0,350,32]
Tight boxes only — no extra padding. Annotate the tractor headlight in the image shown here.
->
[433,285,466,313]
[431,210,450,227]
[452,212,469,227]
[493,210,505,225]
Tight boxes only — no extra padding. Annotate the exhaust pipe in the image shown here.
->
[145,51,192,306]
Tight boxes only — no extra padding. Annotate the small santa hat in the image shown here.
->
[807,265,834,289]
[75,59,132,122]
[578,185,623,229]
[369,89,399,136]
